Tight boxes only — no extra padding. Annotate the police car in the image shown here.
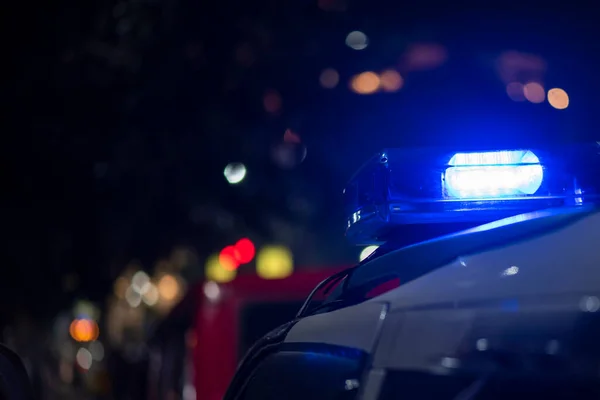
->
[225,145,600,399]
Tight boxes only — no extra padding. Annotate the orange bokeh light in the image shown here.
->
[219,245,241,270]
[523,82,545,104]
[350,72,380,94]
[547,88,569,110]
[69,319,99,342]
[379,70,404,92]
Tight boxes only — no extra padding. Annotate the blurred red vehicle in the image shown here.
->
[147,269,345,400]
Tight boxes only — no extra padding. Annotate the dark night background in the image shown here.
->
[4,0,599,320]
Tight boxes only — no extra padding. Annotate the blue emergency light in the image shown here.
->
[445,150,544,198]
[344,144,600,245]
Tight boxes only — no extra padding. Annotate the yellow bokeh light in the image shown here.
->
[523,82,545,104]
[158,274,180,301]
[205,254,237,283]
[379,70,403,92]
[547,88,569,110]
[350,72,380,94]
[256,246,293,280]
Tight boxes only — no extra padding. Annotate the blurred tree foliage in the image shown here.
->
[5,0,362,315]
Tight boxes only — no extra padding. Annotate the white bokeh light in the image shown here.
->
[76,348,93,370]
[89,341,105,361]
[203,281,222,302]
[142,284,159,306]
[224,162,247,184]
[125,286,142,307]
[183,384,197,400]
[345,31,368,50]
[131,271,150,293]
[359,245,379,262]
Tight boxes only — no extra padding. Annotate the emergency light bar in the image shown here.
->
[344,143,600,245]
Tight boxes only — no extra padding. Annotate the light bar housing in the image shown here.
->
[344,144,600,245]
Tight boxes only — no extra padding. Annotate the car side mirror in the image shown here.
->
[0,344,35,400]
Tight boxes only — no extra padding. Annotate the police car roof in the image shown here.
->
[284,207,600,358]
[361,206,600,310]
